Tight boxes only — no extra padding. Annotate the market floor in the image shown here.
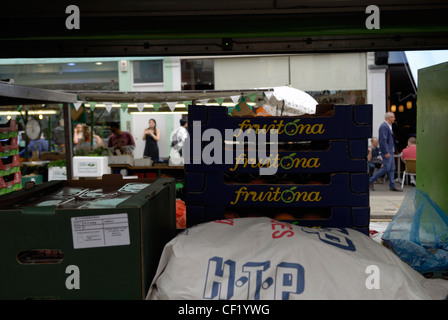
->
[369,179,415,220]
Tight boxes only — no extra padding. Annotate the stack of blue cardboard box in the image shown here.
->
[185,104,372,235]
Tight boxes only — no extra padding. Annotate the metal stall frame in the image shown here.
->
[0,82,77,179]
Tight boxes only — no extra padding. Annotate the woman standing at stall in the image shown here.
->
[73,123,83,148]
[76,125,104,153]
[143,119,160,162]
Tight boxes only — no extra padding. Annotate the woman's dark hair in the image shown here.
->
[109,122,120,129]
[149,118,157,130]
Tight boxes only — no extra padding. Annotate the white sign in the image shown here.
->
[71,213,130,249]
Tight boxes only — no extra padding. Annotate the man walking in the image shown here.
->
[369,112,402,191]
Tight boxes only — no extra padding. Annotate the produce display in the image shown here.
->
[0,119,21,195]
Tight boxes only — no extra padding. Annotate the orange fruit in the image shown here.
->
[274,213,295,220]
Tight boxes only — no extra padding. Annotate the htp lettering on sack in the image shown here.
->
[203,256,305,300]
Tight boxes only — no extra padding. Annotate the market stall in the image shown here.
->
[1,0,448,304]
[0,82,77,189]
[67,88,275,175]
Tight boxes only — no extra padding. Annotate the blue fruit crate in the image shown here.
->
[185,172,369,208]
[187,104,372,141]
[185,139,367,174]
[186,205,370,236]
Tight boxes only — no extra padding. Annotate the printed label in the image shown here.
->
[76,160,99,174]
[230,186,322,205]
[230,153,321,171]
[235,119,325,137]
[203,257,305,300]
[71,213,130,249]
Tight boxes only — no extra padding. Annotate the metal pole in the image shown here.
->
[63,103,73,180]
[90,110,94,148]
[48,116,51,152]
[24,110,28,162]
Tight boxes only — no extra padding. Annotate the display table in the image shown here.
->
[20,161,50,167]
[20,160,50,183]
[109,163,185,198]
[109,163,184,176]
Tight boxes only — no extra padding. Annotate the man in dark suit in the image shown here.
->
[369,112,402,191]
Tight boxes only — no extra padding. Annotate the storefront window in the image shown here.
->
[307,90,367,105]
[133,60,164,84]
[0,62,119,91]
[181,59,214,90]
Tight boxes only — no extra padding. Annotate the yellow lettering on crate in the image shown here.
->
[235,119,325,137]
[229,153,321,171]
[230,186,322,205]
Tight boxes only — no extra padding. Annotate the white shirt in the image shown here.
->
[385,121,393,133]
[170,126,188,160]
[175,126,188,148]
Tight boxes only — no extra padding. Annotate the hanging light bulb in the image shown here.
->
[406,101,412,109]
[391,105,397,112]
[399,105,404,112]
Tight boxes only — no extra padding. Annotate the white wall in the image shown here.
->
[214,56,289,89]
[290,53,367,91]
[366,52,387,139]
[214,53,367,91]
[130,57,183,159]
[132,114,182,159]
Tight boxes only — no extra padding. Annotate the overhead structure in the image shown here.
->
[72,88,274,112]
[0,1,447,58]
[0,82,77,106]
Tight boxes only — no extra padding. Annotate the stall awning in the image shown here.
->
[0,82,77,106]
[73,89,272,102]
[70,89,274,112]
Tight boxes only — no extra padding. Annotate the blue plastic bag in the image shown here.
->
[382,188,448,273]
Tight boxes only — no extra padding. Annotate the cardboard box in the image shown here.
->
[0,137,18,157]
[73,156,110,178]
[21,174,43,187]
[0,154,20,177]
[0,119,18,139]
[108,155,134,165]
[0,175,177,299]
[0,171,21,195]
[40,152,66,161]
[184,103,372,232]
[133,158,153,167]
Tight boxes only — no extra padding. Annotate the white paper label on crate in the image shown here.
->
[71,213,130,249]
[76,160,99,174]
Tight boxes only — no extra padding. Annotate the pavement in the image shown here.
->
[369,179,415,220]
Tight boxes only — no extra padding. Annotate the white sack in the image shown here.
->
[147,217,448,300]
